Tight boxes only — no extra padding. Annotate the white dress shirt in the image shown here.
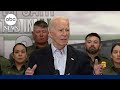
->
[51,44,67,75]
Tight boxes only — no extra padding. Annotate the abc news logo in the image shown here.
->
[5,14,17,25]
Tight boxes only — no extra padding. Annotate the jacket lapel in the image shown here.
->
[65,46,76,75]
[46,45,56,74]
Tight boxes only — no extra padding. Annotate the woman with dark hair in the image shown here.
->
[103,43,120,75]
[1,43,28,75]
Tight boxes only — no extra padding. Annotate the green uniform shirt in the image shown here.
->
[87,54,112,70]
[103,65,120,75]
[0,56,9,65]
[0,56,9,74]
[1,59,28,75]
[27,43,39,58]
[27,43,49,60]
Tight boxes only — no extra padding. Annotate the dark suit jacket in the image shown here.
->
[28,45,92,75]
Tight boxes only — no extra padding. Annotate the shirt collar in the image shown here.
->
[51,43,67,55]
[9,60,27,69]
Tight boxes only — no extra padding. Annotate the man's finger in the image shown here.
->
[32,64,37,71]
[25,67,32,75]
[27,67,31,70]
[94,59,99,65]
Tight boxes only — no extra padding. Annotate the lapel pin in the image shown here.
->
[71,58,74,60]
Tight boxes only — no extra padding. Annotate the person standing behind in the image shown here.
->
[103,43,120,75]
[84,32,112,75]
[27,20,49,59]
[1,43,28,75]
[0,56,8,64]
[0,56,9,74]
[9,20,49,62]
[25,16,93,75]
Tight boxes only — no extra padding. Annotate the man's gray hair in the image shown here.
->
[48,16,69,31]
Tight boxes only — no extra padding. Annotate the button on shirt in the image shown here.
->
[51,44,67,75]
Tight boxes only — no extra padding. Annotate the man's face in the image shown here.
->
[85,36,101,54]
[49,19,70,48]
[32,26,48,45]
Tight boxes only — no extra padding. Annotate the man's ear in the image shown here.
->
[99,43,102,49]
[84,41,87,49]
[32,31,34,38]
[84,44,86,49]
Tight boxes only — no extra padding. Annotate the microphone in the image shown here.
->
[54,69,60,75]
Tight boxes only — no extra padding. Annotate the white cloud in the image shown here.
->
[55,11,120,34]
